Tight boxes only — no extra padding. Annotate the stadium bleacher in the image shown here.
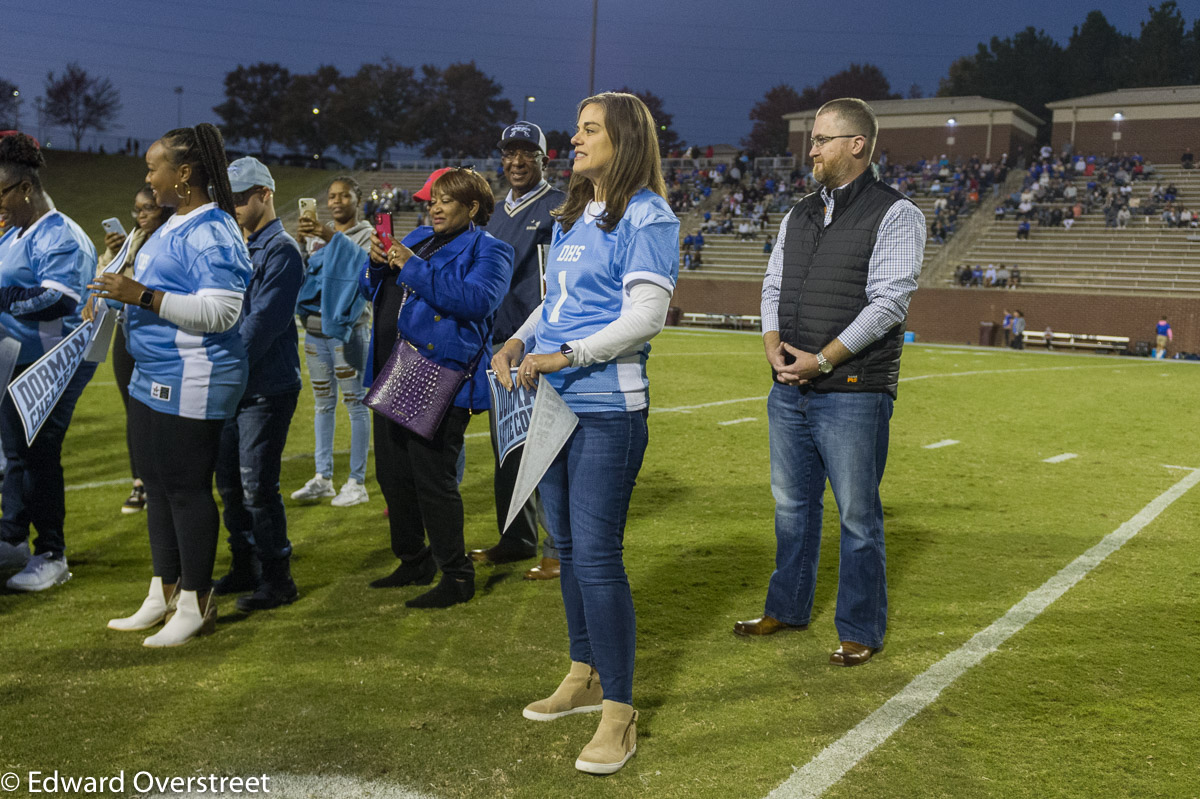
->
[945,163,1200,296]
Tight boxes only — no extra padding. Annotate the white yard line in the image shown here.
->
[766,466,1200,799]
[718,417,758,426]
[1043,453,1078,463]
[923,439,960,449]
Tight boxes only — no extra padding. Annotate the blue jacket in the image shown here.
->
[296,231,369,342]
[243,218,304,398]
[360,225,514,410]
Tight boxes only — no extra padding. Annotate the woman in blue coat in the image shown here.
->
[360,168,513,608]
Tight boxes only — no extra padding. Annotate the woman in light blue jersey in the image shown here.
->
[90,123,251,648]
[0,132,98,593]
[492,92,679,775]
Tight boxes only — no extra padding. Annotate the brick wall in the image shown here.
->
[670,279,1200,353]
[788,125,1038,166]
[1051,118,1200,163]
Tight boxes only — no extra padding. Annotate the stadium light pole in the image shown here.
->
[1112,111,1123,156]
[523,95,535,119]
[174,86,184,127]
[312,107,322,160]
[11,88,19,131]
[946,118,956,167]
[588,0,598,96]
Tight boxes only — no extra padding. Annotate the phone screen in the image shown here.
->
[374,212,394,251]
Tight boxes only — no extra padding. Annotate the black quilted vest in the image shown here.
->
[778,165,912,398]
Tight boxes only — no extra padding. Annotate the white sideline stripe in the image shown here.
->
[1163,463,1200,471]
[652,363,1154,417]
[923,439,959,450]
[766,466,1200,799]
[1043,453,1078,463]
[149,773,440,799]
[719,417,758,426]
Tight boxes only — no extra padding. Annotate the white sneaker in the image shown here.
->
[7,553,71,591]
[0,539,31,570]
[291,474,335,501]
[330,478,369,507]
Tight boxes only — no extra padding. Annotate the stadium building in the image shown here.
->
[1047,85,1200,163]
[784,96,1043,165]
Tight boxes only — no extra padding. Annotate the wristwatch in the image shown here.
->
[138,289,155,309]
[816,351,833,374]
[560,342,575,365]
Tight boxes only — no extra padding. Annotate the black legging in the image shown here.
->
[111,325,138,482]
[127,398,224,592]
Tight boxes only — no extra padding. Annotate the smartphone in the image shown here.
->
[374,212,394,252]
[101,217,126,236]
[298,198,317,221]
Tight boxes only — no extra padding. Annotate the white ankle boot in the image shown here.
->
[108,577,178,631]
[143,589,215,647]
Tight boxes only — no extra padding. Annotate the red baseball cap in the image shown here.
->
[413,167,454,202]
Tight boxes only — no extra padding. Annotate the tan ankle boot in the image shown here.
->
[522,661,603,721]
[575,700,637,774]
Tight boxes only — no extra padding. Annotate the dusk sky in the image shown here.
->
[4,0,1191,154]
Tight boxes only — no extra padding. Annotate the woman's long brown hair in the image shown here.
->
[553,92,667,233]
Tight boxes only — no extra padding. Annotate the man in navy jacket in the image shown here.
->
[213,157,305,610]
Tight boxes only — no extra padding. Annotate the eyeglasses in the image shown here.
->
[131,205,160,218]
[810,134,863,149]
[501,149,542,164]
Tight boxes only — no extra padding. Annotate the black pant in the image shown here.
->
[0,360,96,557]
[373,406,473,580]
[214,391,299,564]
[488,410,555,556]
[111,325,138,482]
[128,399,225,592]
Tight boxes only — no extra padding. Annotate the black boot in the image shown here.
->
[405,574,475,609]
[237,557,298,611]
[212,550,261,595]
[369,556,436,589]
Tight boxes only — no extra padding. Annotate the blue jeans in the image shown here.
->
[0,360,96,557]
[765,385,892,650]
[304,325,370,483]
[215,391,299,563]
[539,411,647,705]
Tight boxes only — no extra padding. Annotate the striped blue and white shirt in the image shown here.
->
[761,186,925,353]
[126,204,251,420]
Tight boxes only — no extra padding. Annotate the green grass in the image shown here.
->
[38,150,334,250]
[2,331,1198,799]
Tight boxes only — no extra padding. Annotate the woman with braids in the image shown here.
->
[91,124,252,647]
[0,132,98,592]
[95,185,168,514]
[492,93,679,774]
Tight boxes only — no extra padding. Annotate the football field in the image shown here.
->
[2,328,1198,799]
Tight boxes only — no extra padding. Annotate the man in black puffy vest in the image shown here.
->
[733,98,925,667]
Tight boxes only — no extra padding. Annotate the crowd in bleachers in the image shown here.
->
[988,150,1194,237]
[878,151,1010,246]
[953,262,1022,289]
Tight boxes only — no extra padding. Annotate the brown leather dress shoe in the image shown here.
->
[469,541,537,565]
[829,640,876,666]
[524,557,561,580]
[733,615,808,636]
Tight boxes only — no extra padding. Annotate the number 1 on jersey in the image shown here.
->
[548,270,569,323]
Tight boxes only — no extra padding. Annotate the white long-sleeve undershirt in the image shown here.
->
[156,292,243,333]
[511,281,673,367]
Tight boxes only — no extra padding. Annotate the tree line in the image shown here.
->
[743,2,1200,155]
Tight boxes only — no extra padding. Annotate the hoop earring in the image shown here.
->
[174,183,192,204]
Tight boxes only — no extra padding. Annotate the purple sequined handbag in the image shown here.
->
[365,336,486,440]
